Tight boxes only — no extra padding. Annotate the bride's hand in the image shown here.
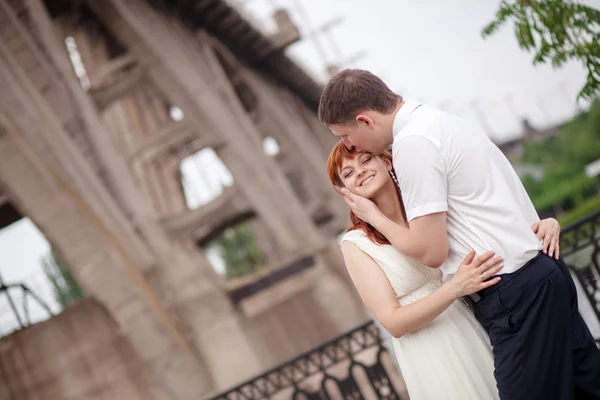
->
[447,250,503,298]
[339,187,381,224]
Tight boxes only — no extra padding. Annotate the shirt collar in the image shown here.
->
[393,98,422,138]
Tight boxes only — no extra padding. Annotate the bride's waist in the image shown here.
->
[398,280,443,306]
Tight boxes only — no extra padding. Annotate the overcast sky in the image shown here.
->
[243,0,596,139]
[1,1,599,334]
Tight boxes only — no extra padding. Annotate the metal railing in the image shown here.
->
[560,209,600,343]
[208,320,403,400]
[0,271,54,337]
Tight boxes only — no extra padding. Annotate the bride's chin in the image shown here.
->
[369,184,394,199]
[363,188,383,200]
[358,180,390,199]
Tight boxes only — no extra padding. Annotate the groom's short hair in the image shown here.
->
[318,69,402,125]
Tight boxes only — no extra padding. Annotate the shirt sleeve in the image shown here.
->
[393,135,448,221]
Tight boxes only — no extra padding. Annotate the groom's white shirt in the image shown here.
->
[391,99,542,279]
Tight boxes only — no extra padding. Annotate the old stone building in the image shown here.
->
[1,2,598,399]
[0,0,373,398]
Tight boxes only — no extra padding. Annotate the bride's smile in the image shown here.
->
[339,152,394,200]
[360,174,375,186]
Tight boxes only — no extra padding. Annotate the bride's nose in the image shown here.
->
[356,167,367,179]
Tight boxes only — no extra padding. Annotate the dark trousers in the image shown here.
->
[473,252,600,400]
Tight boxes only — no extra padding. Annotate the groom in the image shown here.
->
[318,69,600,399]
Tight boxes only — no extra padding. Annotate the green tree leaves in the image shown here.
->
[520,100,600,216]
[214,224,264,280]
[41,249,84,309]
[483,0,600,99]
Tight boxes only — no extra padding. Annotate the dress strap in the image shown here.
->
[341,230,388,266]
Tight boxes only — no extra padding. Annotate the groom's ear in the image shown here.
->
[355,113,373,126]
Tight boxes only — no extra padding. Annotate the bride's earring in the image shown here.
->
[390,171,400,188]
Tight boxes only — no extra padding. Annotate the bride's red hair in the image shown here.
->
[327,142,406,245]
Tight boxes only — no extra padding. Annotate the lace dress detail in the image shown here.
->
[341,230,499,400]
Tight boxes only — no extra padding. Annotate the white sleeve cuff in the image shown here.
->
[406,202,448,222]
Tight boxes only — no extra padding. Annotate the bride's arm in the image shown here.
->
[341,243,503,338]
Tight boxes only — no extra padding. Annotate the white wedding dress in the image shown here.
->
[342,230,499,400]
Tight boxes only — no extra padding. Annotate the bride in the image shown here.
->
[327,142,561,399]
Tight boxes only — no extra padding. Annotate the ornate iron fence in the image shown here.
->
[560,209,600,343]
[208,320,404,400]
[208,210,600,399]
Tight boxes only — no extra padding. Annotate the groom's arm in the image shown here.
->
[376,135,450,268]
[369,212,449,268]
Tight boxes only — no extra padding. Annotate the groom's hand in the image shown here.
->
[532,218,561,259]
[340,188,381,223]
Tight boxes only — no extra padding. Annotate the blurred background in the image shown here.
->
[0,0,598,399]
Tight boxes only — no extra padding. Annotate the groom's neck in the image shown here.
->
[384,100,405,144]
